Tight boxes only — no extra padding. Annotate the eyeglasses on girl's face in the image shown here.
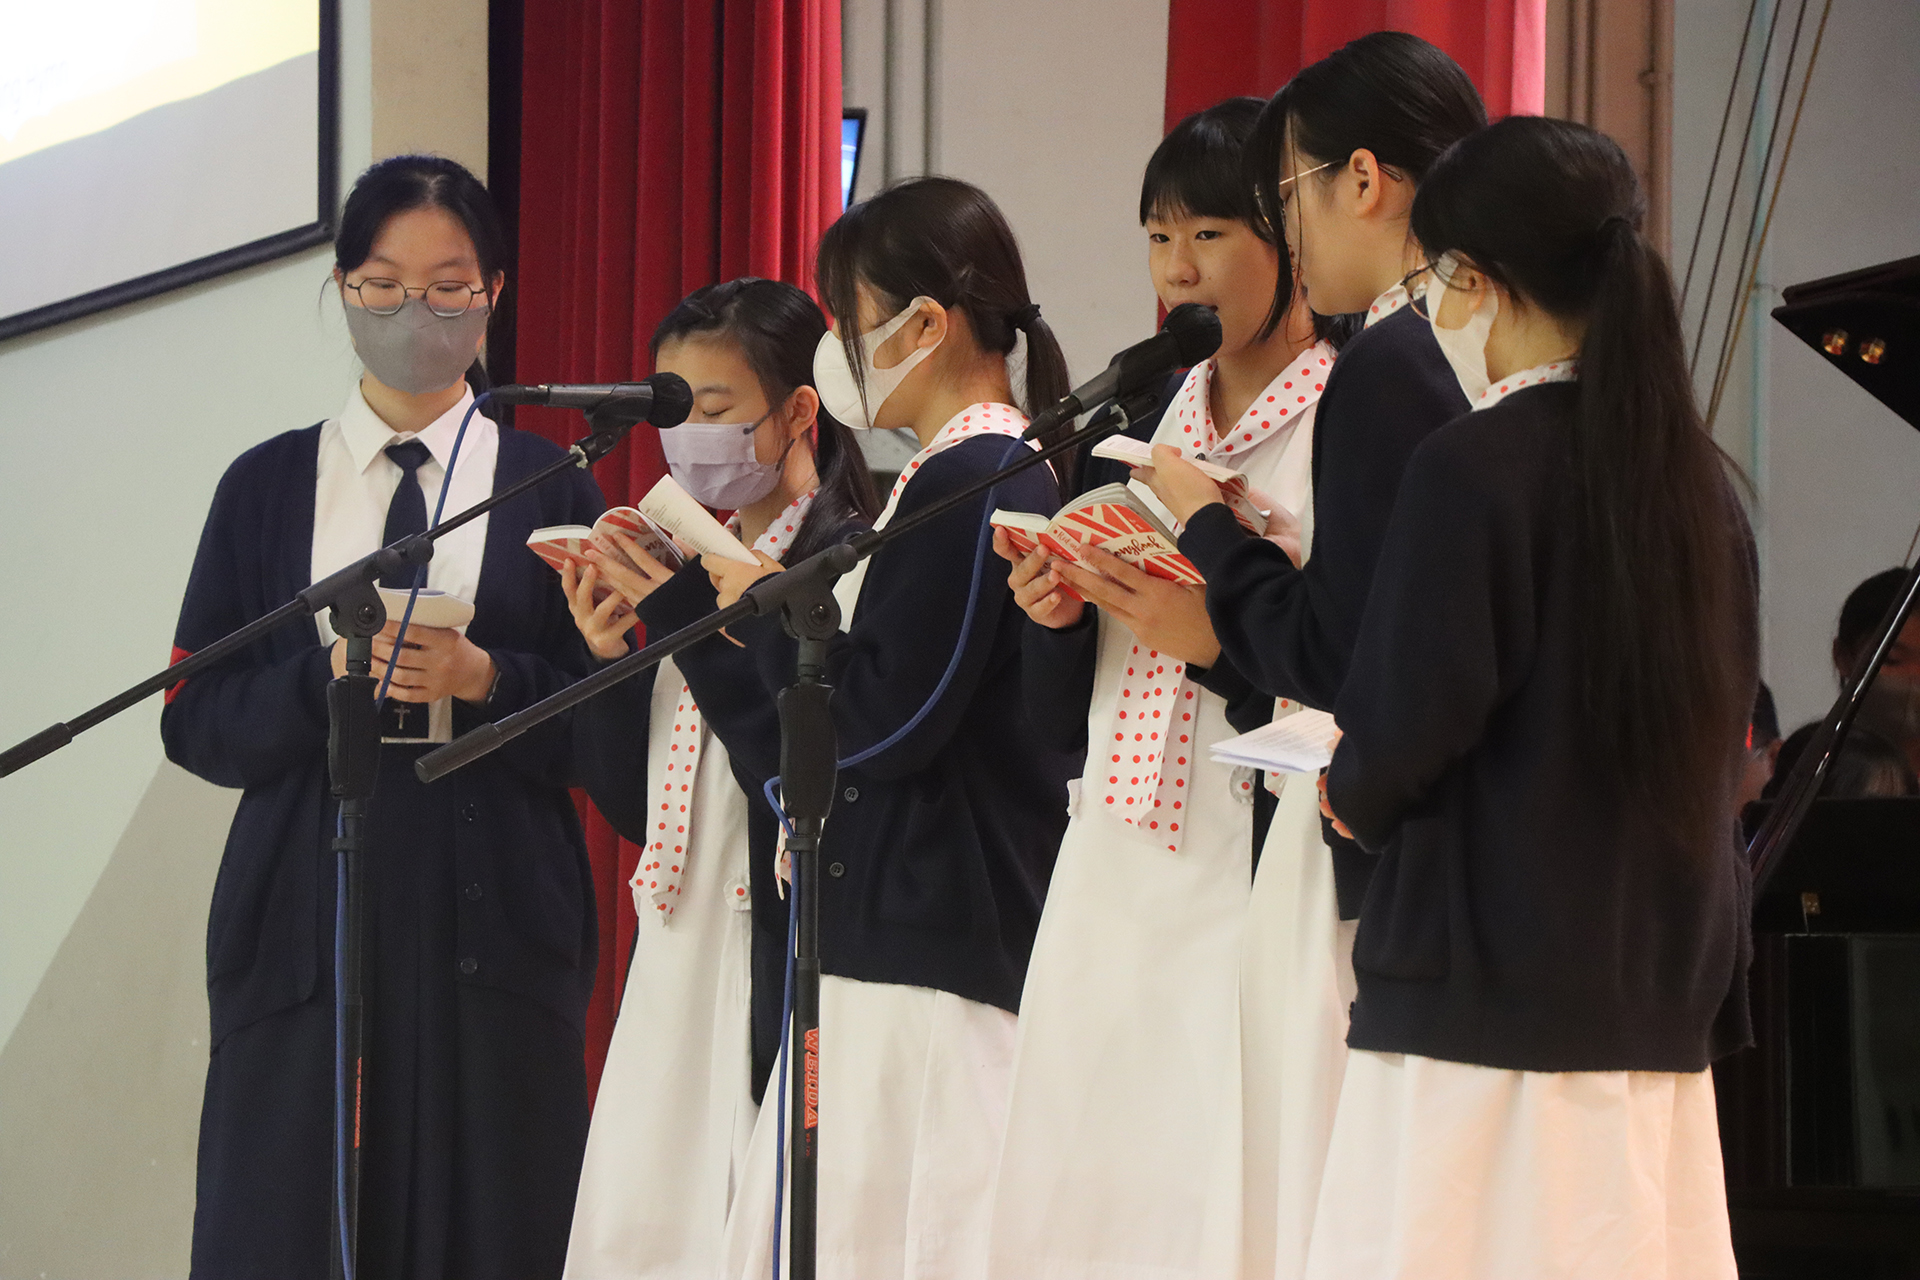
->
[343,278,490,317]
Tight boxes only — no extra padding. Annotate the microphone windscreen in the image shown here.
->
[646,372,695,428]
[1163,302,1224,366]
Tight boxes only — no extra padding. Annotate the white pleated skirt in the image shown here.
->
[722,975,1019,1280]
[1237,772,1356,1279]
[1303,1050,1738,1280]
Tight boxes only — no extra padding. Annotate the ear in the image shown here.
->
[1347,148,1384,215]
[782,384,821,440]
[487,271,507,307]
[913,298,949,351]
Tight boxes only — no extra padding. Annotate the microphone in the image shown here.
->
[1020,303,1223,441]
[490,371,694,428]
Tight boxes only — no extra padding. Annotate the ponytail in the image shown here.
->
[1413,116,1752,852]
[816,176,1077,482]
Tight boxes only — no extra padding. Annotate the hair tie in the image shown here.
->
[1598,214,1634,240]
[1009,302,1042,330]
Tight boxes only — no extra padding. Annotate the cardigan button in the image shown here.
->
[828,862,846,878]
[458,957,479,976]
[463,882,483,901]
[842,786,859,803]
[461,804,478,823]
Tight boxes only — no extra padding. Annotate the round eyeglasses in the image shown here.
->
[343,278,489,318]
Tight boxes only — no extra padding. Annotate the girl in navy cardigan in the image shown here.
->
[163,157,602,1280]
[561,278,880,1277]
[1312,117,1756,1278]
[647,177,1079,1279]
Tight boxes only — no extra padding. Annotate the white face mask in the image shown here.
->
[659,413,786,509]
[1424,256,1499,403]
[812,296,940,430]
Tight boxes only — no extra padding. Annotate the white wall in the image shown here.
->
[842,0,1171,386]
[1672,0,1920,733]
[0,0,491,1272]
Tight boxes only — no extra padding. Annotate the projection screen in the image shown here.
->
[0,0,337,341]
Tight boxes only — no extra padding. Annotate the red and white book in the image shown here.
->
[526,507,684,604]
[1089,436,1272,534]
[991,483,1204,603]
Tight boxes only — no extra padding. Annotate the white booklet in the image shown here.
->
[1089,436,1275,534]
[1209,707,1340,774]
[636,474,760,565]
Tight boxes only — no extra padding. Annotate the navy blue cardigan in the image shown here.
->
[1178,307,1469,913]
[162,424,606,1045]
[1327,385,1756,1071]
[629,435,1079,1086]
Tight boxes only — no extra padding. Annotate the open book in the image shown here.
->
[526,476,759,602]
[1209,707,1339,774]
[1089,436,1272,535]
[991,483,1203,602]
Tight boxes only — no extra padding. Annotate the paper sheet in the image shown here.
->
[636,474,759,565]
[1208,707,1339,773]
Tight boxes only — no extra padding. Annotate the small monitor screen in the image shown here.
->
[841,109,866,209]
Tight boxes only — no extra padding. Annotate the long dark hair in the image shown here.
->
[1249,31,1486,330]
[651,278,881,560]
[1412,116,1752,847]
[1148,97,1357,349]
[815,177,1074,471]
[335,155,508,393]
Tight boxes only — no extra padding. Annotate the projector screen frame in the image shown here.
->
[0,0,341,345]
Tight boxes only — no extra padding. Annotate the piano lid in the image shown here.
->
[1772,254,1920,431]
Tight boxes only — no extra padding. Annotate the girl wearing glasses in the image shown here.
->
[560,278,880,1277]
[986,98,1346,1280]
[164,155,604,1280]
[1138,33,1486,1276]
[1311,115,1753,1278]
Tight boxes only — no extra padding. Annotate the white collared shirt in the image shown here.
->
[311,382,501,741]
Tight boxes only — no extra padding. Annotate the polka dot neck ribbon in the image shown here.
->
[1166,345,1333,461]
[1365,281,1413,329]
[1097,351,1333,854]
[1474,359,1577,411]
[636,490,816,921]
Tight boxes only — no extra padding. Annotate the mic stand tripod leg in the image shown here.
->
[325,584,385,1280]
[776,587,843,1280]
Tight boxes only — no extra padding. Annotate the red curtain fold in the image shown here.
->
[514,0,842,1101]
[1165,0,1545,130]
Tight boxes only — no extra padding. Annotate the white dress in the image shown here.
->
[985,350,1330,1280]
[721,403,1035,1280]
[565,495,816,1280]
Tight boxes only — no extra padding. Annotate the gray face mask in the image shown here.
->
[343,297,490,395]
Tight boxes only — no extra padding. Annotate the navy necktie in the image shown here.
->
[380,440,434,588]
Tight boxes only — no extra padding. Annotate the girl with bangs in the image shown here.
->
[636,178,1078,1279]
[560,277,879,1279]
[986,97,1346,1280]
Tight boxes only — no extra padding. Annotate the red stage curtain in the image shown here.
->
[1165,0,1545,129]
[512,0,843,1101]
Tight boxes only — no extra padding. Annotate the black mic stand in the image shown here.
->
[0,406,648,1280]
[413,389,1163,1280]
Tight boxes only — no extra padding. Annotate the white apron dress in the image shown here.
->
[985,349,1330,1280]
[565,494,814,1280]
[721,403,1035,1280]
[1301,358,1735,1279]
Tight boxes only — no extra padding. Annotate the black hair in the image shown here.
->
[1145,98,1357,349]
[1141,97,1267,226]
[1412,114,1753,851]
[335,155,508,392]
[1250,31,1486,329]
[815,177,1075,475]
[651,278,881,561]
[1835,567,1911,672]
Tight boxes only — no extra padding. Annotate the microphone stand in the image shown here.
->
[0,407,646,1280]
[413,388,1163,1280]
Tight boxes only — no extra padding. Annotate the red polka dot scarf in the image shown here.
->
[635,490,816,920]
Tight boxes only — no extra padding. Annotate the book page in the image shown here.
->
[1090,435,1239,483]
[1208,708,1339,773]
[637,475,759,565]
[592,506,684,571]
